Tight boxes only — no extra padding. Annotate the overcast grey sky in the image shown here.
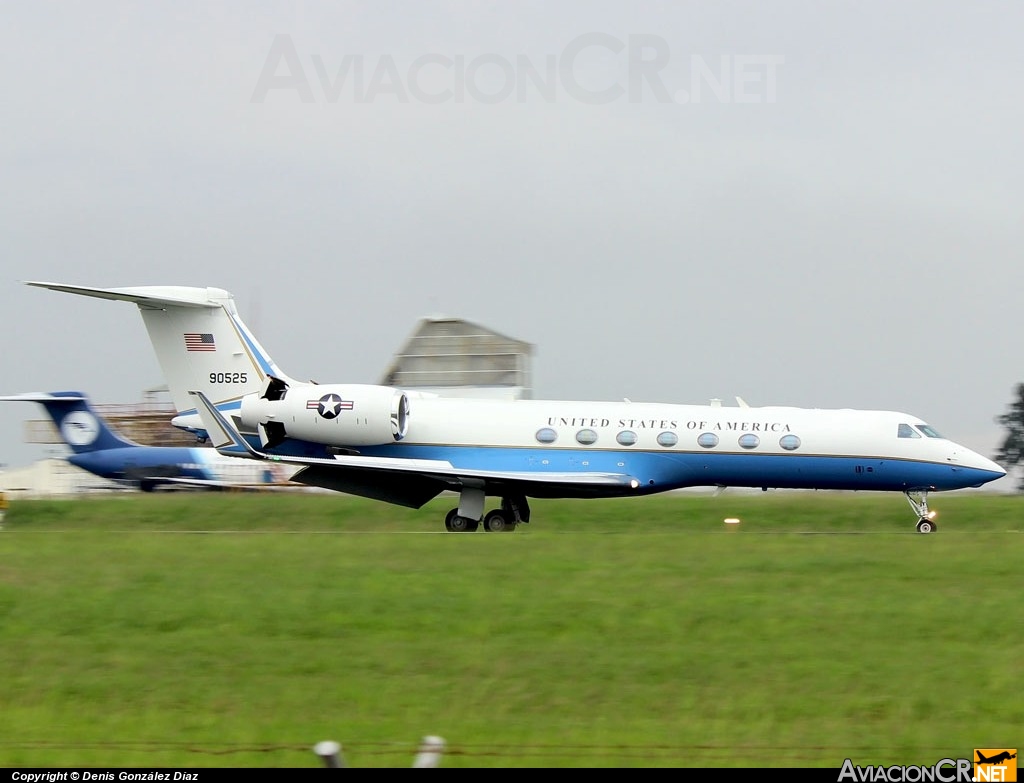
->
[1,1,1021,473]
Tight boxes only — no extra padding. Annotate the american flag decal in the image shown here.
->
[184,333,216,352]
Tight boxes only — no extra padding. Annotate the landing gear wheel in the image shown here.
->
[445,508,478,532]
[905,491,936,534]
[484,509,517,532]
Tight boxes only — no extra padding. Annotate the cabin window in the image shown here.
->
[738,434,760,449]
[576,429,598,445]
[657,431,678,447]
[779,434,801,451]
[535,427,558,444]
[916,424,944,438]
[898,423,921,439]
[616,430,638,446]
[697,432,719,448]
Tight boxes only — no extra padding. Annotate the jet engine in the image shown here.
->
[239,378,409,449]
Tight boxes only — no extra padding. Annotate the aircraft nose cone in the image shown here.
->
[979,454,1006,476]
[960,450,1007,485]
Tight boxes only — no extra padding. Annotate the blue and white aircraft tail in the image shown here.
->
[25,282,409,455]
[22,283,296,439]
[0,391,295,491]
[27,281,1007,533]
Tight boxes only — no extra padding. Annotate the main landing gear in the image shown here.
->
[443,488,530,533]
[904,490,938,534]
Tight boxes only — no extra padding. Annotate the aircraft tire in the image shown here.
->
[484,509,517,533]
[915,518,936,534]
[445,508,477,533]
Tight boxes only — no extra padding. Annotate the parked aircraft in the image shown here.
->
[27,282,1006,532]
[0,391,294,491]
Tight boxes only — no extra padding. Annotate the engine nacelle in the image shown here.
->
[239,383,409,448]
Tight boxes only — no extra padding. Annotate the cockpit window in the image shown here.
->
[898,423,921,439]
[916,424,944,438]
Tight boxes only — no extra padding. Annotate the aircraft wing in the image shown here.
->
[188,391,639,508]
[160,477,299,491]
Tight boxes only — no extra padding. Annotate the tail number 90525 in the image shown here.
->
[210,372,248,384]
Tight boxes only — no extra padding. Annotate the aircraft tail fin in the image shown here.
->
[25,282,296,430]
[0,391,139,454]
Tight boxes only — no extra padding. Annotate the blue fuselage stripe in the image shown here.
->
[352,444,998,492]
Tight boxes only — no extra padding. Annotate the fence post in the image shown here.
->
[412,735,446,768]
[314,740,345,768]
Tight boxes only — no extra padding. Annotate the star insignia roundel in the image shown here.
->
[317,393,344,419]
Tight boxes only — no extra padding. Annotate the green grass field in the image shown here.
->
[0,490,1020,768]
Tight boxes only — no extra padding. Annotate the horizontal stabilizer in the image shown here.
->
[25,281,224,310]
[0,392,86,402]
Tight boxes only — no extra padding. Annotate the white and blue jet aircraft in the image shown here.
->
[26,281,1006,533]
[0,391,295,491]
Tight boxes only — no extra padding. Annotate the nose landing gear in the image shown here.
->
[905,490,938,534]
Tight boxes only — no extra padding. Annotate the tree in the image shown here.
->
[994,383,1024,492]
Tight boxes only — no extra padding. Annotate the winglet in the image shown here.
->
[188,391,262,459]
